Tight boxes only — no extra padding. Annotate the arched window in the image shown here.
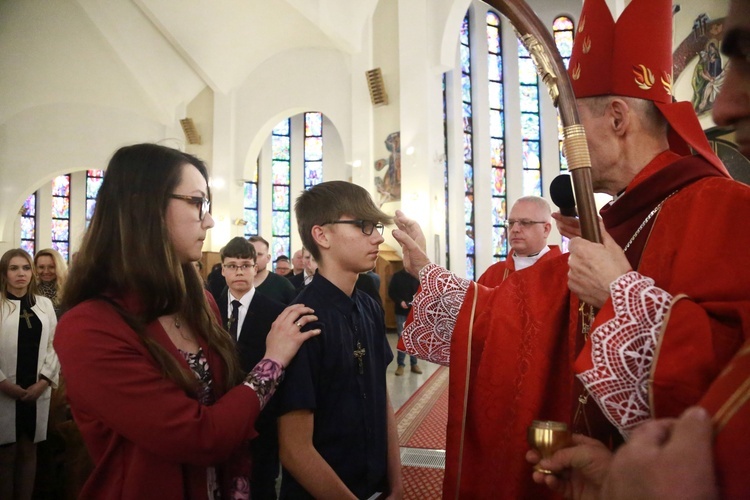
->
[460,15,476,280]
[553,15,575,171]
[20,194,36,256]
[518,41,542,196]
[487,11,508,262]
[51,174,71,261]
[304,112,323,189]
[86,169,105,227]
[271,119,292,259]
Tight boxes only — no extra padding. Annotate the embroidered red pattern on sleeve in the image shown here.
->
[401,263,471,366]
[577,271,672,436]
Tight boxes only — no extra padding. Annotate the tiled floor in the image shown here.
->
[385,331,441,410]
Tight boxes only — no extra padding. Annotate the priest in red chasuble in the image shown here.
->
[393,0,750,498]
[477,196,561,287]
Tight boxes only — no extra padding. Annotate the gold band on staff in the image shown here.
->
[563,125,591,171]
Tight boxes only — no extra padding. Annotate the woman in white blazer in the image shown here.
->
[0,248,59,500]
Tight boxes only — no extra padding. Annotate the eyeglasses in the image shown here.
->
[503,219,546,229]
[223,263,256,272]
[170,194,211,221]
[325,219,385,236]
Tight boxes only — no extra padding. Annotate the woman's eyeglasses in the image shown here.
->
[170,194,211,221]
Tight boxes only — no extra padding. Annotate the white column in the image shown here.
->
[470,3,494,277]
[397,0,446,264]
[502,15,523,208]
[208,90,237,251]
[69,171,87,254]
[36,182,52,251]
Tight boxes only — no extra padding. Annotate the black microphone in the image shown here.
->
[550,174,577,217]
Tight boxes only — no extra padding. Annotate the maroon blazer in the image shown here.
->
[54,293,259,499]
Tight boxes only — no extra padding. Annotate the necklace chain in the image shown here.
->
[173,315,191,341]
[623,190,678,252]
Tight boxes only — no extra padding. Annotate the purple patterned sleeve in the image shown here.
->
[243,358,285,409]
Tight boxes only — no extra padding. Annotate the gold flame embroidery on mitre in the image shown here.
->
[632,64,655,90]
[579,16,586,33]
[572,63,581,80]
[661,72,673,96]
[582,36,592,54]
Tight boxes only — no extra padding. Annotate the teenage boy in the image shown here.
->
[218,237,286,499]
[276,181,403,499]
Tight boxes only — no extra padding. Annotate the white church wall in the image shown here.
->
[1,103,166,255]
[0,0,193,254]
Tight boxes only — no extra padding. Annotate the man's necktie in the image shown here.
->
[229,300,241,341]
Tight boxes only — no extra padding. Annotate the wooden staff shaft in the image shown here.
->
[483,0,601,243]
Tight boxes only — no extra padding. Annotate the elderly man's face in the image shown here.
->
[713,0,750,157]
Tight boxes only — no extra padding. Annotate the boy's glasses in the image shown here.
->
[325,219,385,236]
[223,263,256,272]
[170,194,211,221]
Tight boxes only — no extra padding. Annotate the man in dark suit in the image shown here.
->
[218,237,286,499]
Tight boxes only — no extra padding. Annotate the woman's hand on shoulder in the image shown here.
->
[264,303,321,368]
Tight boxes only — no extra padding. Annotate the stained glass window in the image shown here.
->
[51,174,70,261]
[20,193,36,256]
[487,11,508,262]
[518,40,542,196]
[271,118,291,259]
[244,166,259,238]
[86,169,105,226]
[304,112,323,189]
[553,15,575,172]
[461,15,475,280]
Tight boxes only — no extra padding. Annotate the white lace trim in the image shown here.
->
[401,264,471,366]
[578,271,673,436]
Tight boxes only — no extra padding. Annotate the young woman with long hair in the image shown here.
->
[0,248,59,500]
[54,143,319,499]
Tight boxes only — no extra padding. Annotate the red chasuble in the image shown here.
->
[575,154,750,428]
[477,246,562,287]
[444,256,583,499]
[699,340,750,499]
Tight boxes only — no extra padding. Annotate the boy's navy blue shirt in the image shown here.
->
[277,272,394,499]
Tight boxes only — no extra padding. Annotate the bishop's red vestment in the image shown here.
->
[699,339,750,499]
[401,152,750,499]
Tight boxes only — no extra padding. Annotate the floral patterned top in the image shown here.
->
[180,348,247,500]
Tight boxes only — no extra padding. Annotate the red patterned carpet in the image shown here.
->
[396,366,449,449]
[401,466,445,500]
[396,366,449,499]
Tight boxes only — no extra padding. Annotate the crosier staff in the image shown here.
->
[485,0,601,244]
